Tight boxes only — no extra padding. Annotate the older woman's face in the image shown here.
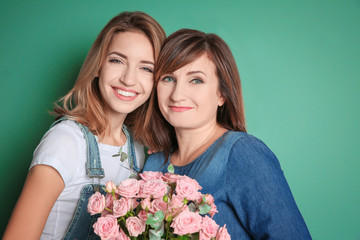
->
[157,53,225,130]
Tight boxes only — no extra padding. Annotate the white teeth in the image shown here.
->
[116,89,137,97]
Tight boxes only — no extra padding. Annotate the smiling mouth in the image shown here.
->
[169,106,193,112]
[114,88,137,97]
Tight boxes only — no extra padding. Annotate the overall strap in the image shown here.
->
[122,125,140,173]
[51,117,105,180]
[50,116,68,128]
[74,122,105,179]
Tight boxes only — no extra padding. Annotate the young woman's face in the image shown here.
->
[98,31,154,120]
[157,53,225,130]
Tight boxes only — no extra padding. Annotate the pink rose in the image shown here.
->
[93,216,119,239]
[129,198,140,210]
[175,176,202,201]
[171,209,202,235]
[138,210,148,221]
[216,225,231,240]
[149,198,168,214]
[202,194,215,205]
[113,229,130,240]
[208,202,218,218]
[199,194,218,217]
[105,193,116,209]
[141,197,151,210]
[116,178,140,198]
[126,216,146,237]
[201,215,219,238]
[199,231,211,240]
[169,194,187,215]
[139,171,163,181]
[162,172,181,184]
[138,179,168,198]
[112,198,130,217]
[105,181,117,193]
[88,192,106,215]
[100,193,115,217]
[196,194,218,218]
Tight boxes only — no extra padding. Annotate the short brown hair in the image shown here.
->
[140,29,246,155]
[53,11,166,138]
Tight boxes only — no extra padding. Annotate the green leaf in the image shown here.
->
[154,210,165,222]
[199,203,212,215]
[146,211,164,226]
[120,152,128,162]
[112,153,120,157]
[188,203,196,212]
[149,222,164,239]
[167,164,175,173]
[146,216,157,225]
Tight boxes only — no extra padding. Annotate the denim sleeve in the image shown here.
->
[226,135,312,239]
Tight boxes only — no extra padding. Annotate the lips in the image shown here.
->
[169,106,193,112]
[116,88,137,97]
[112,86,138,100]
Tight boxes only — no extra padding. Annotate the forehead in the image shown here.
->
[174,53,216,76]
[108,31,154,56]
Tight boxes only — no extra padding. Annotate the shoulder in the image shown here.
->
[147,152,166,162]
[224,131,281,172]
[143,152,167,172]
[44,119,84,142]
[34,120,85,154]
[227,131,275,154]
[31,120,87,184]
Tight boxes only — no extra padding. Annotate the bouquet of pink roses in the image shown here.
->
[87,166,231,240]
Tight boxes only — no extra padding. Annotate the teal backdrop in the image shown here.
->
[1,1,359,239]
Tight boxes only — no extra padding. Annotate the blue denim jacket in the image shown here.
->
[143,131,312,239]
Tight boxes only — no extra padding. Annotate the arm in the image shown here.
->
[3,165,65,240]
[227,135,312,239]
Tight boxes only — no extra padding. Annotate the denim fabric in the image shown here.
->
[57,120,138,239]
[143,131,312,239]
[63,185,105,240]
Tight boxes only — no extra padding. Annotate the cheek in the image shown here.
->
[156,84,168,105]
[142,79,154,96]
[199,91,220,113]
[98,77,107,96]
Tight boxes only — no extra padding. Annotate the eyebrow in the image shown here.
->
[187,70,207,77]
[108,51,154,65]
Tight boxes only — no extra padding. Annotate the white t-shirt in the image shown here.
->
[30,120,145,239]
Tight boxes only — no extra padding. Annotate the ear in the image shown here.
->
[217,91,225,107]
[96,68,101,77]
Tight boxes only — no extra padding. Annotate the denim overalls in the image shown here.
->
[50,119,139,240]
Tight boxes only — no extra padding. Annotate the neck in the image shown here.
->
[172,122,227,166]
[100,113,127,146]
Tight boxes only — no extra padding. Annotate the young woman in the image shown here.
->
[141,29,312,239]
[4,11,165,240]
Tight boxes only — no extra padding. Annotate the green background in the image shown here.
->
[1,0,359,239]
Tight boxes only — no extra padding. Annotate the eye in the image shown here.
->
[109,58,124,64]
[141,67,154,73]
[161,76,175,83]
[190,78,204,84]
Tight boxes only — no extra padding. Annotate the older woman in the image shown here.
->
[141,29,312,239]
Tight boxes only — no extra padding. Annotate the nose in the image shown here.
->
[170,81,187,102]
[120,67,137,86]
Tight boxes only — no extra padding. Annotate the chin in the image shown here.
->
[168,122,192,130]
